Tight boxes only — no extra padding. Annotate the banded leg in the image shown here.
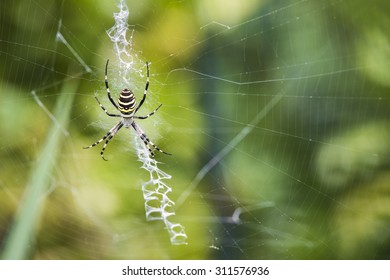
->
[105,59,119,109]
[83,121,124,161]
[134,62,150,113]
[133,104,162,120]
[99,122,124,161]
[94,96,121,117]
[131,122,171,157]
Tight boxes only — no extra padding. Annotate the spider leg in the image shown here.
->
[133,104,162,120]
[131,121,172,156]
[134,61,150,114]
[83,130,112,150]
[94,96,121,117]
[83,121,123,161]
[99,122,124,161]
[105,59,119,110]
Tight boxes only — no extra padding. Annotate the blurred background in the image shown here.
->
[1,0,390,259]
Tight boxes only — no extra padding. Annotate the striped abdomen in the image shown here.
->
[118,89,136,115]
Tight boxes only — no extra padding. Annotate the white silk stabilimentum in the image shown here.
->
[107,0,187,245]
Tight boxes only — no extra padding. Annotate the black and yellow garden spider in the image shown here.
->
[83,59,171,160]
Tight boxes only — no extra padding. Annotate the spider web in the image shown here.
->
[1,0,390,260]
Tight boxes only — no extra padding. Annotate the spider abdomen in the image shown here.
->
[118,89,136,114]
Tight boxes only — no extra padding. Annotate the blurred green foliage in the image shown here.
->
[1,0,390,260]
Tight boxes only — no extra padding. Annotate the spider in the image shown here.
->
[83,59,171,160]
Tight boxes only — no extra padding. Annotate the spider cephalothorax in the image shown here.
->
[84,59,171,160]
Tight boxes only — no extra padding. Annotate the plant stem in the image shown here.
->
[2,81,76,259]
